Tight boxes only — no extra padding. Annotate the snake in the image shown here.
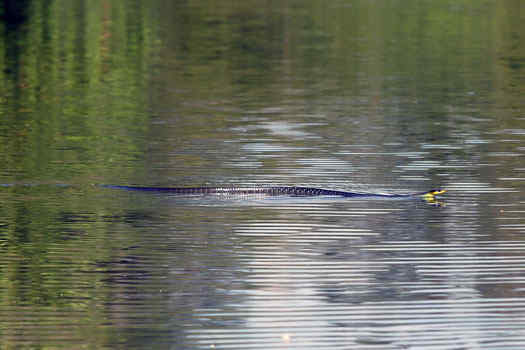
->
[101,185,446,200]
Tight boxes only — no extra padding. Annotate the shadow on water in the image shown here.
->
[1,0,31,103]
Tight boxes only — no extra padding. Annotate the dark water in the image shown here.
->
[1,0,525,349]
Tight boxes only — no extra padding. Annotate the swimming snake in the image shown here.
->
[102,185,446,200]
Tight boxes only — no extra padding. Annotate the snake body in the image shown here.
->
[102,185,445,198]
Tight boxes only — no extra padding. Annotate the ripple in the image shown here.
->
[446,182,517,193]
[187,299,525,349]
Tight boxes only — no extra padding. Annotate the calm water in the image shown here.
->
[1,0,525,349]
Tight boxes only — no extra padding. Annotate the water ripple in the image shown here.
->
[187,298,525,349]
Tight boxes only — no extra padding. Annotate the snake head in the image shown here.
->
[421,188,447,206]
[428,188,447,196]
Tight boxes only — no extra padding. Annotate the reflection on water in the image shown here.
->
[1,0,525,349]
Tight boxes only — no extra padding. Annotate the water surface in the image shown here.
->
[1,0,524,349]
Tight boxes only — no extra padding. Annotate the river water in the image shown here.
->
[1,1,524,349]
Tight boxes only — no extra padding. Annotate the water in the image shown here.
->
[1,0,524,349]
